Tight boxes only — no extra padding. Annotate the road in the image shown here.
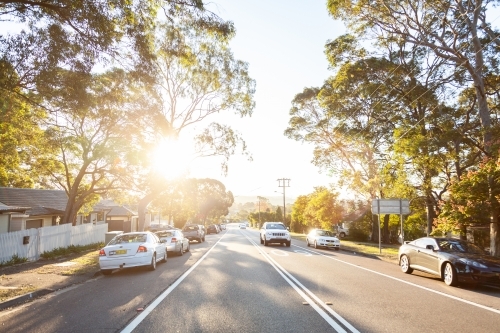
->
[1,224,500,332]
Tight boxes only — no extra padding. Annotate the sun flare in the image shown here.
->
[151,138,195,180]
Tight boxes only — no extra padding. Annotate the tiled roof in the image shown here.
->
[0,187,67,216]
[0,202,29,213]
[106,205,137,217]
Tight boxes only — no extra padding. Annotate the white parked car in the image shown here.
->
[239,223,246,229]
[99,232,167,275]
[260,222,291,247]
[155,229,190,256]
[306,229,340,250]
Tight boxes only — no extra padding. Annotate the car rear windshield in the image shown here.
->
[183,226,197,231]
[109,234,147,245]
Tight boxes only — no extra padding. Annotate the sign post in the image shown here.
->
[371,199,410,253]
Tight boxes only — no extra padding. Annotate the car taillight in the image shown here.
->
[137,245,148,253]
[99,249,106,256]
[171,237,177,243]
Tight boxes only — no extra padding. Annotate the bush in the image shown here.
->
[40,242,104,260]
[0,254,28,267]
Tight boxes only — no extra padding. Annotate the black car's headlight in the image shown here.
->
[458,258,488,269]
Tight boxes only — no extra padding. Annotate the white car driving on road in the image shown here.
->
[306,229,340,250]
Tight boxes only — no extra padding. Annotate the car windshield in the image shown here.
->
[267,224,285,230]
[437,239,486,254]
[156,231,174,237]
[317,230,335,237]
[183,226,197,231]
[109,234,147,245]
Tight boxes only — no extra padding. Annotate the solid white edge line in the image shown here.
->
[293,245,500,315]
[120,232,228,333]
[242,233,349,333]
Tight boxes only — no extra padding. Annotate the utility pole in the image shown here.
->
[277,178,290,224]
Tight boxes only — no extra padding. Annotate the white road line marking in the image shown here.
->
[244,234,358,333]
[120,233,228,333]
[293,244,500,315]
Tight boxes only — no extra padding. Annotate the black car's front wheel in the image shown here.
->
[443,262,458,286]
[400,255,413,274]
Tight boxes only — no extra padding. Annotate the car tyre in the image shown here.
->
[178,245,184,256]
[260,236,263,244]
[162,251,167,263]
[263,238,268,246]
[149,254,157,271]
[198,237,203,243]
[101,269,112,276]
[306,239,310,247]
[443,262,458,286]
[314,241,318,249]
[339,232,346,238]
[286,241,291,247]
[400,255,413,274]
[334,248,339,251]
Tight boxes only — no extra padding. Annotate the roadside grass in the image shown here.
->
[0,284,37,302]
[0,255,28,268]
[40,242,104,260]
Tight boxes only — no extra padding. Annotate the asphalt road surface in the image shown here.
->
[1,224,500,333]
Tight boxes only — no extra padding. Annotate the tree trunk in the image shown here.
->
[137,193,157,231]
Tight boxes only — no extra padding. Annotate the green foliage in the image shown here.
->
[0,254,28,267]
[40,242,104,260]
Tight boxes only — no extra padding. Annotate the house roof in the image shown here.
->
[106,205,137,217]
[0,187,67,216]
[0,202,30,213]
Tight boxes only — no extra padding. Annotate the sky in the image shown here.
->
[185,0,347,201]
[1,1,347,203]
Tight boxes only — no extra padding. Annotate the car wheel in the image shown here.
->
[334,247,339,251]
[339,232,346,238]
[443,262,458,286]
[263,238,268,246]
[400,255,413,274]
[260,236,263,244]
[202,236,205,242]
[306,239,310,247]
[178,245,184,256]
[314,241,318,249]
[162,251,167,263]
[198,237,203,243]
[286,241,291,247]
[149,254,157,271]
[101,269,112,276]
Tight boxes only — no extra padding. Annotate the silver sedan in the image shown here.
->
[156,229,190,256]
[306,229,341,250]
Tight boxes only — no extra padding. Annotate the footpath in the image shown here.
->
[0,251,102,311]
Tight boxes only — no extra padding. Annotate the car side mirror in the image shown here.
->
[426,245,435,251]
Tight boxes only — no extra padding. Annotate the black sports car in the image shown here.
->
[398,237,500,287]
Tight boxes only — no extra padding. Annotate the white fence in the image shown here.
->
[0,223,108,263]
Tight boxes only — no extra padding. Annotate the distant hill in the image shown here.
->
[233,195,296,206]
